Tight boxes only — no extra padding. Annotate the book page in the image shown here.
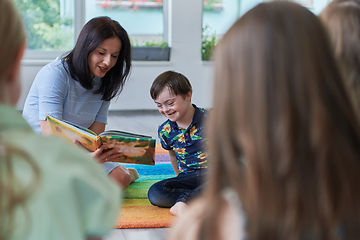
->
[99,135,156,165]
[100,130,151,138]
[46,115,100,152]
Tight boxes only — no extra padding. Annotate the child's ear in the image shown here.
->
[185,91,193,101]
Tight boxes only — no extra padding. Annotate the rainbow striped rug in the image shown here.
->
[114,145,176,229]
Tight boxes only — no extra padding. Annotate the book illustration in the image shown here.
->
[101,136,148,156]
[53,124,98,151]
[100,135,156,165]
[46,115,155,165]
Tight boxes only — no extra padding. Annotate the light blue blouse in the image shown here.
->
[22,57,110,134]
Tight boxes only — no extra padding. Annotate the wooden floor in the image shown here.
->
[105,228,170,240]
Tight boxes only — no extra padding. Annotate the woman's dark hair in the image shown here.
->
[63,16,131,101]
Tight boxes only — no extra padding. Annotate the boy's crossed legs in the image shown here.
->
[148,169,207,217]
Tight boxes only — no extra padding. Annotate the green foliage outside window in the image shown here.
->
[203,0,223,11]
[14,0,73,51]
[97,0,163,10]
[130,39,168,48]
[202,26,218,61]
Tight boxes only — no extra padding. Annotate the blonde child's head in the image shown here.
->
[0,0,26,105]
[0,2,39,240]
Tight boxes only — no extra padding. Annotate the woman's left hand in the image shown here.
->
[92,145,124,164]
[74,140,123,164]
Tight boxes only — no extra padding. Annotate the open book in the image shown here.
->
[46,115,155,165]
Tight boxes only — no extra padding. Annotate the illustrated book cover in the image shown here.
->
[46,115,156,165]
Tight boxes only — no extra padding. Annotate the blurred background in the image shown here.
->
[14,0,331,141]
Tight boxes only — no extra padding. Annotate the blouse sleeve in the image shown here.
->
[36,63,68,121]
[94,100,110,124]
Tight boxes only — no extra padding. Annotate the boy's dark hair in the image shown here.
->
[150,71,192,100]
[63,16,131,101]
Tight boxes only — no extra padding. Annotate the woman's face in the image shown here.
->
[88,37,122,79]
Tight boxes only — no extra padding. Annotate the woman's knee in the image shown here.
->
[109,166,131,189]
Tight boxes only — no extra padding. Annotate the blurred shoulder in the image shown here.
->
[168,199,205,240]
[169,197,246,240]
[9,130,109,181]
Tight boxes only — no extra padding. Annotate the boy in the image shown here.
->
[148,70,208,217]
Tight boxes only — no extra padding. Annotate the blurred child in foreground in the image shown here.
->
[169,2,360,240]
[0,1,121,239]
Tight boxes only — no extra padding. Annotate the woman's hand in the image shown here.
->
[73,140,123,164]
[91,145,124,164]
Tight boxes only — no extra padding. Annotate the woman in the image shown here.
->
[0,0,121,239]
[22,16,138,189]
[169,2,360,240]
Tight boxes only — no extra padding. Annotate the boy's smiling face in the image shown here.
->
[155,86,193,125]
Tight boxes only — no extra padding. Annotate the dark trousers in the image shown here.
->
[147,169,207,208]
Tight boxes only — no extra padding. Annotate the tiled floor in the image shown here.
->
[106,110,170,240]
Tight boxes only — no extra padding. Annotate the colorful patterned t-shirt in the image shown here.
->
[158,104,208,173]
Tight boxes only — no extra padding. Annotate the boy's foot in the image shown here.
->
[170,202,187,217]
[128,168,140,183]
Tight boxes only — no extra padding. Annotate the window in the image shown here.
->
[14,0,168,60]
[87,0,169,60]
[14,0,74,55]
[263,0,313,8]
[202,0,240,60]
[87,0,167,47]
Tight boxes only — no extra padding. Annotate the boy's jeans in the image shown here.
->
[147,169,207,207]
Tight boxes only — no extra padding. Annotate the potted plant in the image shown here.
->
[131,39,170,61]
